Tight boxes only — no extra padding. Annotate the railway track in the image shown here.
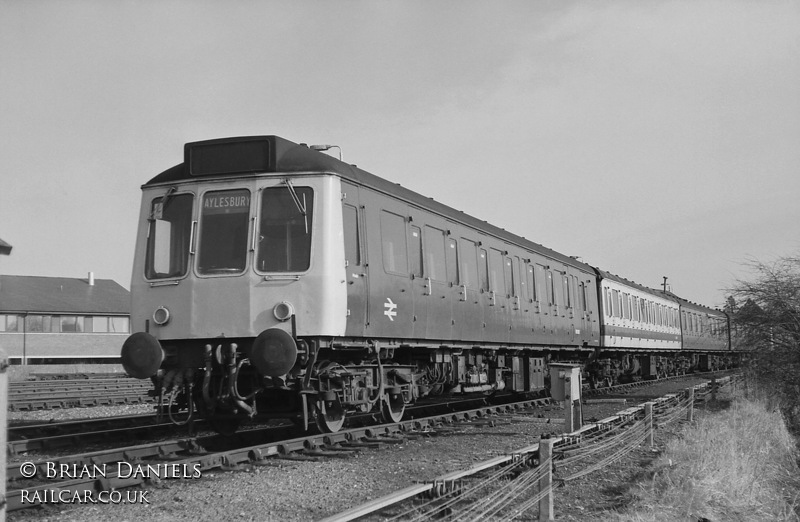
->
[8,377,154,411]
[5,371,734,513]
[5,395,554,511]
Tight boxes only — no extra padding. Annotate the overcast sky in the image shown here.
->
[1,0,798,308]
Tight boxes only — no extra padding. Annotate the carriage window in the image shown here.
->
[460,239,478,288]
[535,264,546,304]
[200,189,251,275]
[504,257,514,297]
[527,265,535,302]
[257,186,313,272]
[145,192,194,279]
[409,225,422,277]
[447,238,459,285]
[343,204,361,267]
[478,249,489,291]
[423,226,446,281]
[488,249,505,293]
[381,211,408,274]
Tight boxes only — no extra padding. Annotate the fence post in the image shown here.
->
[645,402,654,448]
[538,438,555,522]
[565,399,575,433]
[687,387,694,422]
[711,377,717,402]
[0,348,8,522]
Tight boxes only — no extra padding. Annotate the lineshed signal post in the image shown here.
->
[549,363,583,432]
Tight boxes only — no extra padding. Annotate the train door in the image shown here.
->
[406,208,427,339]
[446,236,463,339]
[341,182,368,337]
[484,247,510,343]
[367,200,414,337]
[423,224,452,339]
[458,238,482,341]
[509,255,527,343]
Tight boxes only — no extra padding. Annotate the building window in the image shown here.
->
[0,314,22,332]
[60,316,83,332]
[110,316,130,333]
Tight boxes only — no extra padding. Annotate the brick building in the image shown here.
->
[0,274,130,364]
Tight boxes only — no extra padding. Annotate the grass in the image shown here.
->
[612,397,800,521]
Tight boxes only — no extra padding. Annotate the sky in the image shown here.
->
[1,0,798,309]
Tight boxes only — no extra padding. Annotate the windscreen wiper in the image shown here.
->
[283,179,308,234]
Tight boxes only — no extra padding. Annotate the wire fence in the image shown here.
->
[322,374,742,522]
[419,375,738,521]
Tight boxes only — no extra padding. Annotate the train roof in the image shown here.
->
[654,290,726,316]
[145,135,594,273]
[592,268,675,301]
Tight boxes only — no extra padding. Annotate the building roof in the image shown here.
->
[0,275,130,314]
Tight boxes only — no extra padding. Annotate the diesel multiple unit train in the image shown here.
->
[121,135,733,432]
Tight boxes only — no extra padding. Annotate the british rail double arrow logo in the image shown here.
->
[384,298,397,321]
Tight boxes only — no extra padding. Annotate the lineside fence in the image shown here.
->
[322,374,742,522]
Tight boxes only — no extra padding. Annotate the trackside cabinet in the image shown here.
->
[549,363,582,402]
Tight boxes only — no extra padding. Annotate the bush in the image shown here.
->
[614,398,800,521]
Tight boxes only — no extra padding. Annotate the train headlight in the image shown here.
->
[273,301,294,322]
[121,332,164,379]
[250,328,298,377]
[153,306,171,326]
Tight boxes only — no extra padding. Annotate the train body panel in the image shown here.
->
[340,174,600,349]
[129,175,348,344]
[678,299,730,352]
[597,271,681,350]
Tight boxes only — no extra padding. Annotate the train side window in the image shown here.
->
[611,289,619,317]
[535,264,546,304]
[570,276,578,311]
[562,274,570,308]
[478,249,489,291]
[409,225,422,277]
[460,239,479,288]
[513,257,523,300]
[145,193,194,279]
[423,225,447,281]
[547,270,555,306]
[504,257,514,297]
[579,282,587,312]
[258,187,313,273]
[488,248,505,294]
[380,211,409,275]
[526,264,535,302]
[343,204,361,267]
[446,238,459,284]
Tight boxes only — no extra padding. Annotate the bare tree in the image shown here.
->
[727,253,800,429]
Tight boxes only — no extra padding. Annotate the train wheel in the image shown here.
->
[381,386,405,423]
[315,393,346,433]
